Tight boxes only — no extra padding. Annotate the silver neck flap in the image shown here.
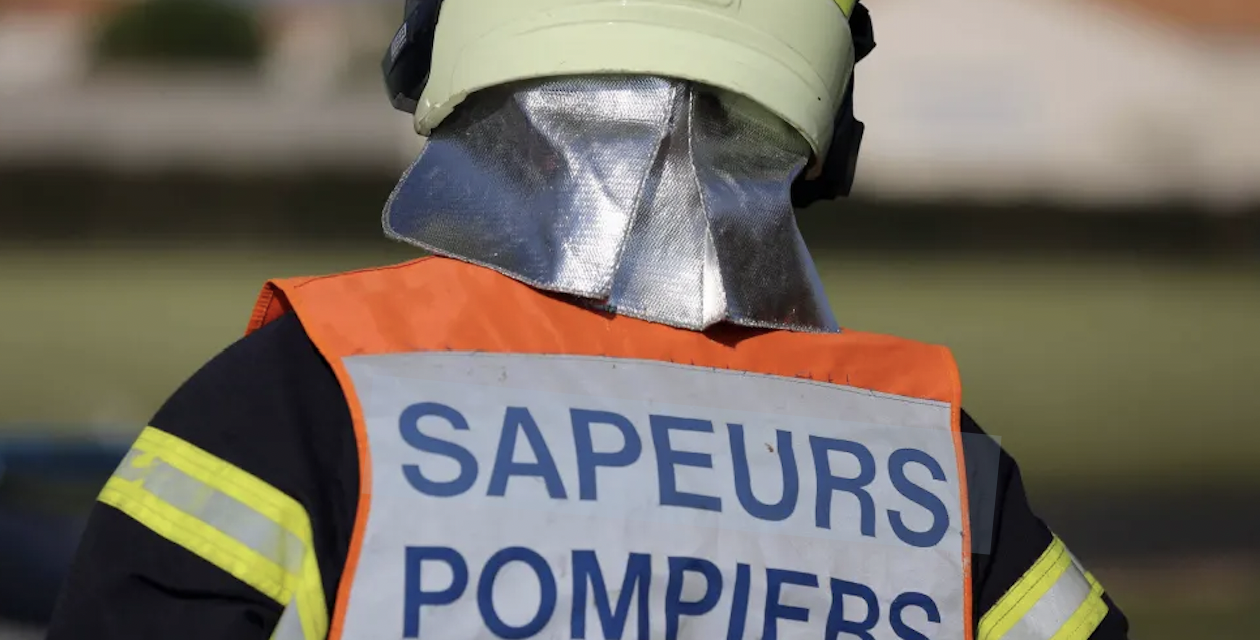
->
[382,75,839,333]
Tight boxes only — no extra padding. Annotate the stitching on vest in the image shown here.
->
[345,350,950,409]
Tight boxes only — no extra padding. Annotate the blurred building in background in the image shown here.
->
[1,0,1258,638]
[0,0,417,171]
[2,0,1258,205]
[860,0,1260,207]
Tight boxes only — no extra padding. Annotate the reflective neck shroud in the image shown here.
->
[383,75,838,332]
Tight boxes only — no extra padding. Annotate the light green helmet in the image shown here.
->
[410,0,860,162]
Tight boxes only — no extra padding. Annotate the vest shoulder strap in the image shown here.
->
[247,256,958,403]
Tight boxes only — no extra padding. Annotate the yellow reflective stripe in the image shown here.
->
[1048,573,1108,640]
[99,478,297,599]
[834,0,857,17]
[99,426,328,640]
[977,534,1098,640]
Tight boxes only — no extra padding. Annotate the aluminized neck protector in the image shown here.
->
[383,76,839,333]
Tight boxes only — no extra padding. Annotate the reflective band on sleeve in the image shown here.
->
[98,426,328,640]
[271,597,307,640]
[978,536,1108,640]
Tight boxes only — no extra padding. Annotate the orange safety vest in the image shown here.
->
[248,256,972,640]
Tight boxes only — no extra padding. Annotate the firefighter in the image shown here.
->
[49,0,1129,638]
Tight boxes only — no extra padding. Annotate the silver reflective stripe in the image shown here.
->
[114,454,306,577]
[104,427,327,640]
[1000,557,1093,640]
[270,597,305,640]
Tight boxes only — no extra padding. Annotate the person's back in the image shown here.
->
[48,1,1130,639]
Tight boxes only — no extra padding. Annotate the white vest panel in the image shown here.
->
[337,352,967,640]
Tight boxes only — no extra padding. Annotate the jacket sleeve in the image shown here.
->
[963,411,1130,640]
[46,313,359,640]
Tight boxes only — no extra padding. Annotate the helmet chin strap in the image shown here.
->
[383,75,840,333]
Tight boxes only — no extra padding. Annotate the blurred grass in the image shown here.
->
[1124,598,1260,640]
[814,254,1260,491]
[1,244,1258,493]
[1099,559,1260,640]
